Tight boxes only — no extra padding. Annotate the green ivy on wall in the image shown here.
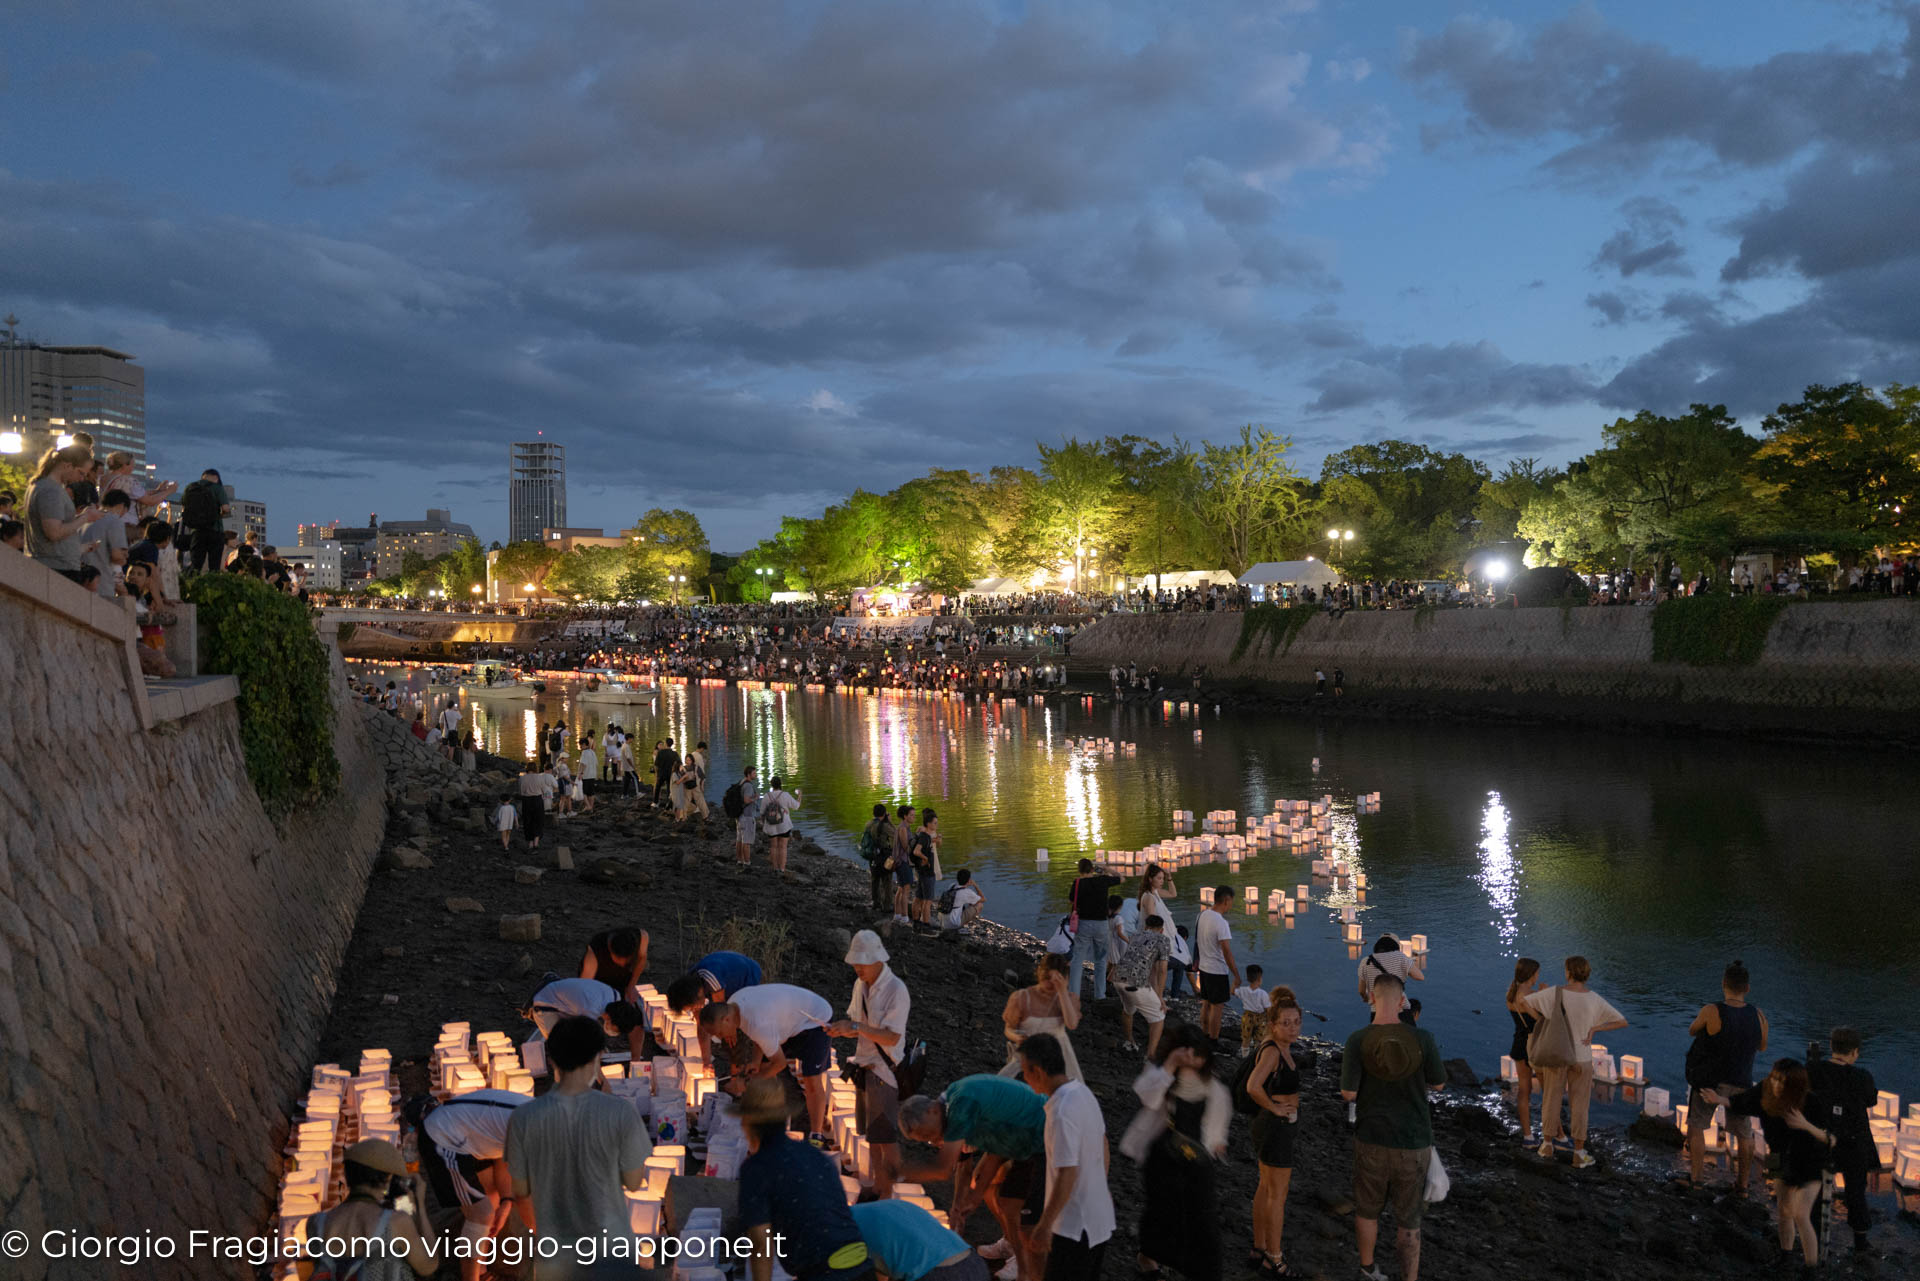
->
[182,575,340,814]
[1231,604,1319,660]
[1650,595,1790,667]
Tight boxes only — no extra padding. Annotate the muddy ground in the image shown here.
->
[314,755,1917,1281]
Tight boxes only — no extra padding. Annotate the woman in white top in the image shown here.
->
[999,953,1083,1083]
[1136,864,1178,993]
[759,775,803,871]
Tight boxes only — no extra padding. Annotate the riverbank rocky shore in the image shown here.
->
[315,746,1917,1281]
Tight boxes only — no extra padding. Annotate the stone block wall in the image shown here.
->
[0,574,387,1279]
[1072,599,1920,737]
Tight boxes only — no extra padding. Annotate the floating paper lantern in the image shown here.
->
[1296,884,1309,900]
[1874,1091,1901,1121]
[1643,1086,1671,1117]
[1621,1055,1645,1084]
[1500,1055,1517,1082]
[1408,934,1428,954]
[1893,1136,1920,1188]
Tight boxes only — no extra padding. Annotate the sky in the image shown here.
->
[3,0,1916,550]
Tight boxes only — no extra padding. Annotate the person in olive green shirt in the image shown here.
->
[1340,974,1445,1281]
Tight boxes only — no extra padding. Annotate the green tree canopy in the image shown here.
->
[1752,382,1920,545]
[1176,425,1310,575]
[1319,440,1489,577]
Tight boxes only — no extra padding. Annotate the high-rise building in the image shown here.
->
[278,542,344,591]
[0,318,147,464]
[374,508,477,577]
[509,440,566,544]
[301,518,380,581]
[235,498,268,546]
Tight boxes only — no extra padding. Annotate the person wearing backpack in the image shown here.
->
[1521,955,1628,1170]
[941,869,984,932]
[728,765,760,865]
[1806,1026,1882,1252]
[889,804,918,926]
[1683,959,1768,1192]
[300,1138,438,1279]
[1340,973,1446,1281]
[178,467,230,575]
[859,804,896,913]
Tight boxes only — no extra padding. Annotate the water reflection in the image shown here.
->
[1477,791,1517,950]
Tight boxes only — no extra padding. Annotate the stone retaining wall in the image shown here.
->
[1,568,388,1280]
[1071,599,1920,738]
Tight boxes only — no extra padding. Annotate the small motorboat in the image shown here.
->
[461,659,537,699]
[574,668,656,704]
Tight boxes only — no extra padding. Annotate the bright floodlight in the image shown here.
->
[1326,528,1341,540]
[1486,559,1509,581]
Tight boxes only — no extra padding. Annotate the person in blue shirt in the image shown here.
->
[851,1200,986,1281]
[734,1078,873,1281]
[667,950,766,1071]
[900,1076,1047,1281]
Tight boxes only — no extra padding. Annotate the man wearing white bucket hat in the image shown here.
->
[831,929,912,1199]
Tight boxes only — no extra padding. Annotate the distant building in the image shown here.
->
[0,319,147,464]
[234,498,268,546]
[374,508,476,577]
[543,526,626,553]
[509,440,566,544]
[278,542,343,591]
[301,519,379,581]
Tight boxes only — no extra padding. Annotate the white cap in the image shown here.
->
[845,929,890,965]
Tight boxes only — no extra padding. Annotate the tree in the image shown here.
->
[436,537,488,599]
[544,545,635,602]
[1517,464,1621,569]
[1031,438,1120,587]
[625,508,710,601]
[1103,436,1198,586]
[492,540,561,597]
[1585,405,1756,579]
[1476,458,1566,544]
[1175,425,1311,575]
[889,469,992,594]
[1319,441,1490,578]
[1752,383,1920,544]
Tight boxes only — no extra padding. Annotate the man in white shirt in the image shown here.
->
[1520,955,1628,1168]
[1195,886,1241,1040]
[575,741,600,809]
[438,702,462,739]
[1018,1032,1114,1281]
[526,977,645,1058]
[699,982,836,1143]
[943,869,985,931]
[408,1089,532,1281]
[830,931,910,1197]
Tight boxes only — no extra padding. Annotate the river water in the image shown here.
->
[385,670,1920,1136]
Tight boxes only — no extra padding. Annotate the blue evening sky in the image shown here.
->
[2,1,1912,548]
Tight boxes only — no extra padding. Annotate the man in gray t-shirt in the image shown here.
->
[506,1016,652,1278]
[82,493,132,597]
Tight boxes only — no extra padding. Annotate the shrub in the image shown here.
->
[1230,604,1318,660]
[182,574,339,814]
[1650,595,1790,667]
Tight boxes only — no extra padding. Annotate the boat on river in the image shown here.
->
[461,659,538,699]
[573,668,656,704]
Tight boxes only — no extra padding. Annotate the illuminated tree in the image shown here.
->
[1175,426,1311,575]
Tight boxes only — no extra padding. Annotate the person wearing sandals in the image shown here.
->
[301,1138,438,1279]
[1128,1025,1230,1281]
[1504,959,1542,1145]
[1246,989,1304,1278]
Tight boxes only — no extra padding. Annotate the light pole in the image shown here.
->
[1325,528,1355,573]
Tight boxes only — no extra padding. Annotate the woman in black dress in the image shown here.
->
[1135,1024,1232,1281]
[1246,988,1304,1277]
[1505,958,1542,1144]
[1709,1060,1834,1266]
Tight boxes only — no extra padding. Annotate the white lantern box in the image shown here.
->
[1500,1055,1517,1083]
[1408,934,1428,954]
[1243,886,1259,902]
[1281,898,1296,916]
[1620,1055,1646,1084]
[1871,1119,1897,1167]
[1340,906,1357,923]
[522,1038,548,1078]
[1344,923,1364,943]
[1873,1091,1901,1122]
[1893,1137,1920,1188]
[1590,1048,1618,1084]
[1036,848,1048,861]
[1199,887,1216,905]
[627,1191,665,1237]
[1296,884,1309,900]
[1643,1086,1672,1117]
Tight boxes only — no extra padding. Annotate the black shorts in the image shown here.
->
[1249,1111,1295,1169]
[915,871,936,901]
[781,1026,833,1077]
[424,1144,487,1211]
[993,1154,1047,1225]
[1198,971,1231,1004]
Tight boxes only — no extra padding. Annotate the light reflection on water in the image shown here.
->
[381,671,1920,1110]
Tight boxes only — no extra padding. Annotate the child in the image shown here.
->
[495,795,519,851]
[1168,925,1194,998]
[1234,964,1272,1053]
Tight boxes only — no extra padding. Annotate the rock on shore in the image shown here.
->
[316,753,1916,1281]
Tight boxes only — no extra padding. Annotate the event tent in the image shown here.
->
[1236,559,1340,594]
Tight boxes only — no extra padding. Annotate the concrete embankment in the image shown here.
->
[0,560,390,1280]
[1071,600,1920,742]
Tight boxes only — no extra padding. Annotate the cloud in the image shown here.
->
[1592,196,1690,278]
[1325,58,1371,83]
[1585,291,1637,326]
[1305,341,1596,418]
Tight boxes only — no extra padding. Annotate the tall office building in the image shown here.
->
[374,508,477,577]
[509,440,566,544]
[234,499,268,546]
[0,317,147,463]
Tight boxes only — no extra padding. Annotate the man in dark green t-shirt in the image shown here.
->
[1340,974,1445,1281]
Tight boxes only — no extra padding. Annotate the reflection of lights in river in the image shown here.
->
[1477,791,1517,950]
[1062,753,1104,852]
[520,708,538,764]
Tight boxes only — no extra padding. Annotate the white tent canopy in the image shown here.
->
[1237,559,1340,589]
[964,576,1031,596]
[1126,569,1236,590]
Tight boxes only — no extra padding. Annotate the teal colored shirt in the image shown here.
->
[850,1200,968,1281]
[942,1075,1046,1160]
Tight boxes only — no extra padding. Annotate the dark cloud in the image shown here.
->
[1592,196,1690,278]
[1585,291,1636,326]
[1305,341,1596,419]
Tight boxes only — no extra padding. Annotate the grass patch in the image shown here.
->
[1651,595,1791,666]
[678,910,794,980]
[1230,605,1320,660]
